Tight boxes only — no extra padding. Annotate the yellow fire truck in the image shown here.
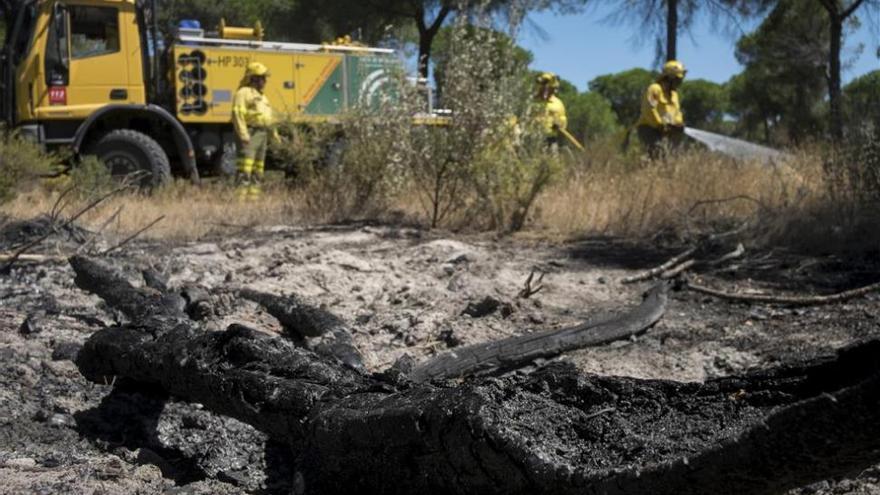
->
[1,0,418,187]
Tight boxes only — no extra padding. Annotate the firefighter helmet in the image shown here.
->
[661,60,686,79]
[536,72,560,89]
[245,62,270,78]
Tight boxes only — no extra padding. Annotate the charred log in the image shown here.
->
[71,256,880,494]
[238,288,364,371]
[70,255,185,321]
[238,288,344,338]
[410,283,668,382]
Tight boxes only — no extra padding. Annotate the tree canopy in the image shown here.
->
[588,68,655,126]
[599,0,773,62]
[679,79,728,132]
[730,0,830,143]
[557,80,622,142]
[844,70,880,129]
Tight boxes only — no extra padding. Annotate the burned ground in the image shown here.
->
[1,220,879,494]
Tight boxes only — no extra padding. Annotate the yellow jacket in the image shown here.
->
[232,86,275,142]
[537,95,567,137]
[638,82,683,129]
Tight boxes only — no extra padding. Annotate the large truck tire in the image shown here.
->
[88,129,171,189]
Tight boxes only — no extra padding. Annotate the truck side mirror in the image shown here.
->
[46,2,69,86]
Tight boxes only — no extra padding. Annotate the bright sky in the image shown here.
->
[519,4,880,91]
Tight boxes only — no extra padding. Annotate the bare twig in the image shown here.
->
[1,185,127,273]
[77,205,125,255]
[0,253,66,263]
[707,243,746,266]
[101,215,165,255]
[686,279,880,307]
[621,246,696,284]
[583,407,616,421]
[660,259,697,279]
[49,184,78,222]
[706,223,750,242]
[517,269,545,298]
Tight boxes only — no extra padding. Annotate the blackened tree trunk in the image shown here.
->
[667,0,678,61]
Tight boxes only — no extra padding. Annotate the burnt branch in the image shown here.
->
[238,288,345,338]
[238,288,365,371]
[101,215,165,255]
[410,283,669,382]
[621,240,746,284]
[621,246,696,284]
[660,258,696,279]
[69,255,183,321]
[70,257,880,494]
[686,278,880,306]
[517,269,545,298]
[1,186,125,273]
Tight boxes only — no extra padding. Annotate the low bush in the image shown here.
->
[0,131,57,204]
[68,155,115,198]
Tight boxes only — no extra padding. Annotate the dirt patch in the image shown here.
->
[1,223,879,493]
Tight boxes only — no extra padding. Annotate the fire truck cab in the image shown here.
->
[1,0,408,187]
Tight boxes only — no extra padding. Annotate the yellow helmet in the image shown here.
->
[536,72,560,89]
[245,62,270,78]
[661,60,686,79]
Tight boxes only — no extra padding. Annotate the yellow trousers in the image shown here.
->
[235,128,268,200]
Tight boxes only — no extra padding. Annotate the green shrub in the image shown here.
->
[271,122,339,179]
[68,155,114,198]
[279,91,420,222]
[471,130,567,232]
[0,131,56,204]
[277,8,565,232]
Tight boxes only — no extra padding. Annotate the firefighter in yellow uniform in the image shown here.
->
[637,60,686,159]
[232,62,278,199]
[534,72,568,149]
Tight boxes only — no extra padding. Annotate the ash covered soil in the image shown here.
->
[1,219,879,494]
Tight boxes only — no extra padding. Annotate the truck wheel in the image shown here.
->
[89,130,171,189]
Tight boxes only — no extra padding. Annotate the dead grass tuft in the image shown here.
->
[533,148,821,239]
[2,146,879,256]
[1,180,304,243]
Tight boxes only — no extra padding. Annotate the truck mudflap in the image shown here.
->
[72,104,200,184]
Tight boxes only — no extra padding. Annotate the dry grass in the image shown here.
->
[2,147,877,256]
[533,149,821,239]
[1,179,305,243]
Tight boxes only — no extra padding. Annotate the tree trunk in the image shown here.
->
[828,16,843,139]
[666,0,678,61]
[416,5,451,81]
[69,255,880,494]
[819,0,867,140]
[418,32,433,80]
